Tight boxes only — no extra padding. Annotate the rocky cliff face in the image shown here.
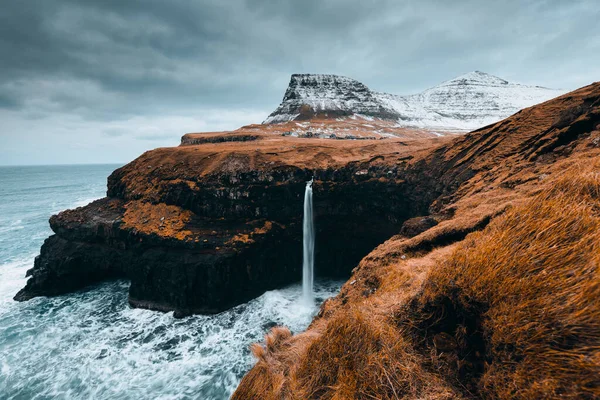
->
[265,71,564,131]
[17,79,595,317]
[14,77,600,398]
[14,133,447,316]
[14,68,593,320]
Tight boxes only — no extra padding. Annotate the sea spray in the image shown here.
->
[302,178,315,305]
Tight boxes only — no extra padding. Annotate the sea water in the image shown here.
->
[0,165,341,399]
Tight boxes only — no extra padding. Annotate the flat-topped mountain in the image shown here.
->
[265,71,565,131]
[263,74,401,123]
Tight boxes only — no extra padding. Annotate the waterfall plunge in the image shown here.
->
[302,178,315,305]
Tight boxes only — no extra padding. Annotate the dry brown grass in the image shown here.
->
[121,200,194,240]
[407,163,600,398]
[234,309,460,400]
[293,308,460,400]
[232,327,294,400]
[182,117,452,142]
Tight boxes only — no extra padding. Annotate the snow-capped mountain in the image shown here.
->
[264,74,399,123]
[264,71,565,131]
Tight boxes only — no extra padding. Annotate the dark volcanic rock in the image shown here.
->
[15,135,443,315]
[14,234,124,301]
[400,216,439,238]
[15,199,305,315]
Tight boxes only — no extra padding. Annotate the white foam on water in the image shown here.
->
[0,256,33,313]
[0,255,341,399]
[0,219,24,233]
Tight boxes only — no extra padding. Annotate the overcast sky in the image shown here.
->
[1,0,599,165]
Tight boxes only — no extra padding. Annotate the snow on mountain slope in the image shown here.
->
[263,74,400,123]
[265,71,565,131]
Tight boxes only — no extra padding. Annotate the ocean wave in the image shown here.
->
[0,256,34,312]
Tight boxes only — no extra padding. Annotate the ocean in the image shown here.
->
[0,164,341,399]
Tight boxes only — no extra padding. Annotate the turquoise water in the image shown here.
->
[0,165,341,399]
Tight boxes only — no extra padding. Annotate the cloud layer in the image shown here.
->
[1,0,599,164]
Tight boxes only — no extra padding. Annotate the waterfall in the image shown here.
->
[302,178,315,305]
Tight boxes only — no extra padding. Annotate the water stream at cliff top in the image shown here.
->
[302,178,315,305]
[0,165,342,400]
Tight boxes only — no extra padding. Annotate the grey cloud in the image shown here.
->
[0,0,599,164]
[2,0,599,110]
[102,128,127,137]
[136,133,180,141]
[0,92,21,110]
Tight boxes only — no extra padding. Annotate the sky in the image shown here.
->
[1,0,599,165]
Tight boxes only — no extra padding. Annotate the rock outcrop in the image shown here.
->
[14,131,448,315]
[263,74,401,123]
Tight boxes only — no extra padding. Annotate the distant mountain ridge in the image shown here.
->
[264,71,565,131]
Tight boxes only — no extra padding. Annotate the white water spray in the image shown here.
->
[302,178,315,305]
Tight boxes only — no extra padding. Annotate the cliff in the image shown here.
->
[14,130,447,316]
[15,81,598,318]
[233,82,600,398]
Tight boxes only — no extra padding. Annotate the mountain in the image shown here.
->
[264,71,565,131]
[263,74,400,123]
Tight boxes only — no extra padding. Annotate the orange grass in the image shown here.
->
[410,164,600,398]
[293,308,459,400]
